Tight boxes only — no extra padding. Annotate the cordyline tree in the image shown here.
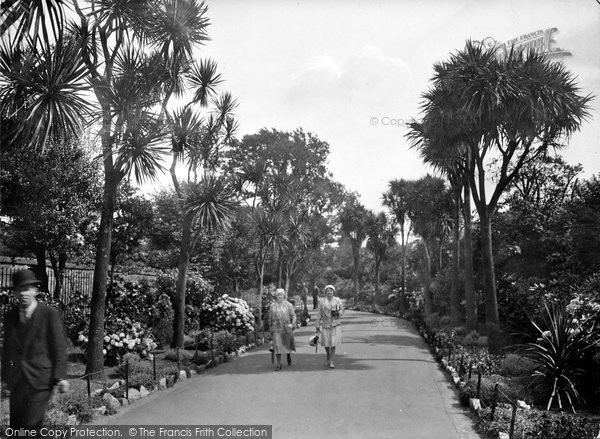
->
[167,83,239,348]
[365,211,397,296]
[339,197,369,301]
[409,41,592,329]
[408,175,453,316]
[0,0,217,376]
[407,123,477,327]
[382,179,414,298]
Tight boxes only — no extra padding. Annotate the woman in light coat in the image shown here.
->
[269,288,297,371]
[315,284,344,368]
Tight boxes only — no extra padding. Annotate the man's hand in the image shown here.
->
[56,380,70,394]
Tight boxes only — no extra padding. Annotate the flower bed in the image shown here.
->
[413,309,600,439]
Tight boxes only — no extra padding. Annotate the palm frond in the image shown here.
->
[145,0,210,61]
[187,58,222,106]
[114,111,169,183]
[185,174,236,231]
[1,0,66,44]
[0,33,92,149]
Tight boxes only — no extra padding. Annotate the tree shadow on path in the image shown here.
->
[204,351,373,375]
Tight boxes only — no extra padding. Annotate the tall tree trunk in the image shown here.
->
[257,262,265,334]
[56,252,67,302]
[462,183,477,330]
[400,224,406,296]
[277,248,283,287]
[172,211,193,348]
[35,245,49,294]
[284,266,291,299]
[450,188,461,324]
[374,258,381,296]
[49,250,66,301]
[423,243,433,315]
[479,209,499,326]
[352,244,360,301]
[88,168,119,378]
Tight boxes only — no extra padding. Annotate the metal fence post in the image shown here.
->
[86,373,91,398]
[490,384,499,420]
[125,359,130,400]
[153,354,157,381]
[509,401,518,439]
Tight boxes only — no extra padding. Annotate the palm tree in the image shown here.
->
[382,179,414,298]
[412,41,592,330]
[339,198,369,302]
[251,207,288,334]
[0,32,92,149]
[281,211,310,295]
[365,211,397,296]
[407,120,474,326]
[167,62,238,347]
[408,175,453,316]
[1,0,215,376]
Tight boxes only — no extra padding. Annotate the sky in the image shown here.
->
[169,0,600,212]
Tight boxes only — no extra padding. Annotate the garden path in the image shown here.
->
[95,310,481,439]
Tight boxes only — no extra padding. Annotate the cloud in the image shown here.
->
[287,45,413,113]
[291,55,343,81]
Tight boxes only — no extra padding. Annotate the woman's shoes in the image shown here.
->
[329,362,335,369]
[274,364,282,371]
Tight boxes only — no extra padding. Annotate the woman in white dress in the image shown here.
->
[269,288,297,371]
[315,284,344,369]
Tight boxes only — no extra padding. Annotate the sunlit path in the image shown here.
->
[95,310,480,439]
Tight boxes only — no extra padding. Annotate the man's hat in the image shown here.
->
[324,284,336,292]
[12,269,41,288]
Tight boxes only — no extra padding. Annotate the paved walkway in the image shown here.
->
[96,310,481,439]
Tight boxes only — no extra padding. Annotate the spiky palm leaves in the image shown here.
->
[0,33,91,149]
[519,301,600,412]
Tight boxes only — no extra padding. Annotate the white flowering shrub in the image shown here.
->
[200,294,255,334]
[77,316,157,365]
[71,278,159,365]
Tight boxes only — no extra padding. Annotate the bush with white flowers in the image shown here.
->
[77,316,157,365]
[200,294,254,334]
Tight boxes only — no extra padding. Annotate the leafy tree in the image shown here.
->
[0,135,101,298]
[495,155,583,278]
[109,182,154,281]
[567,175,600,275]
[227,128,342,299]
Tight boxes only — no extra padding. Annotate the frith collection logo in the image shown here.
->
[476,28,571,60]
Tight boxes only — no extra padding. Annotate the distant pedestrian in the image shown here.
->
[300,283,308,310]
[1,269,70,429]
[312,284,320,309]
[269,288,297,371]
[315,284,344,369]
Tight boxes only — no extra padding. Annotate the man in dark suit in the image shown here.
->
[1,269,70,428]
